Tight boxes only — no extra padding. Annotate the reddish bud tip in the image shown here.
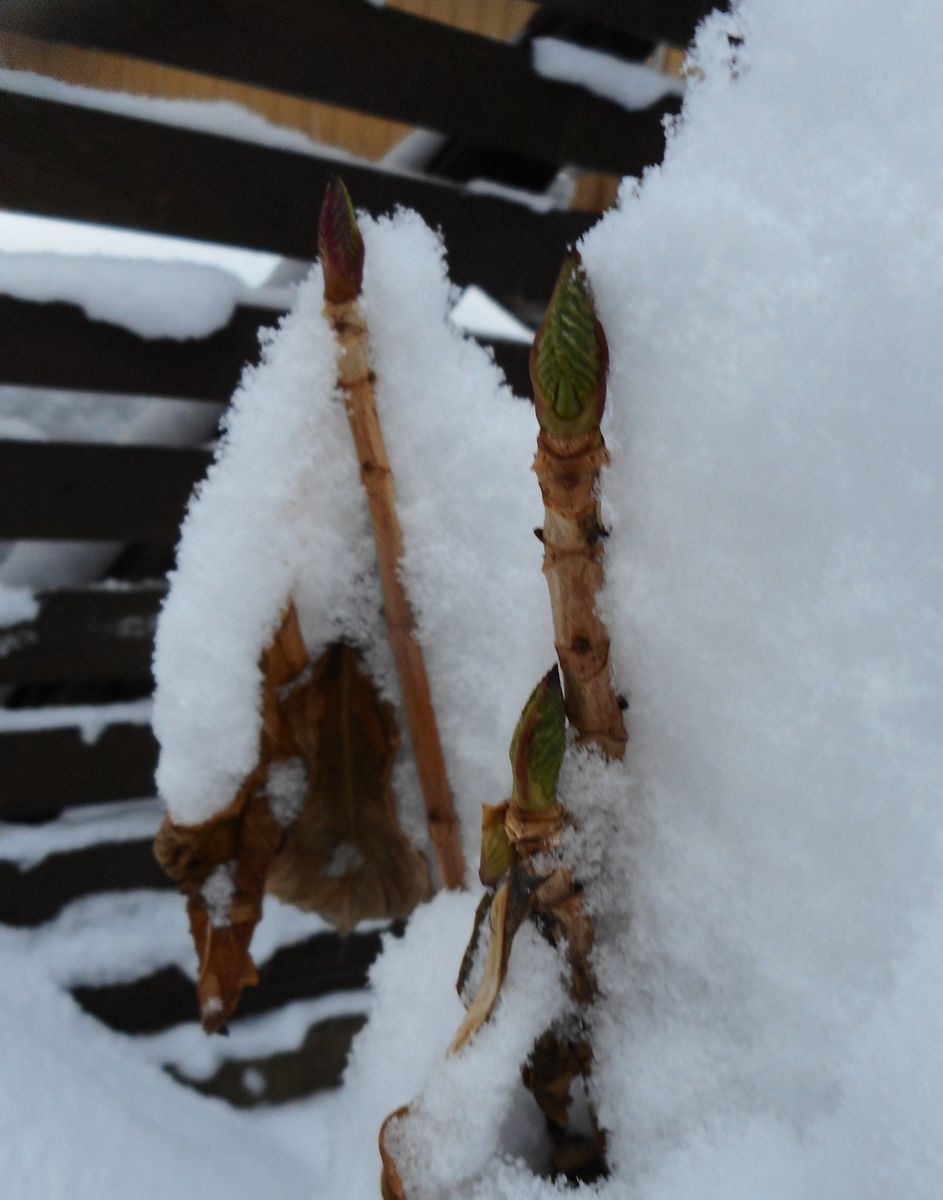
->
[318,175,364,303]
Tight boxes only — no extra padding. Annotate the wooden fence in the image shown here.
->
[0,0,712,1106]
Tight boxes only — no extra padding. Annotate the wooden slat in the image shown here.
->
[0,296,534,401]
[0,586,163,685]
[0,295,269,403]
[0,837,168,926]
[0,724,158,819]
[0,93,590,321]
[72,926,391,1033]
[0,0,680,177]
[534,0,717,45]
[0,440,209,541]
[166,1013,367,1106]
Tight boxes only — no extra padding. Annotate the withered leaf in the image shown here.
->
[449,864,534,1053]
[154,603,309,1032]
[156,605,431,1032]
[266,641,432,933]
[455,889,495,1003]
[522,1030,586,1130]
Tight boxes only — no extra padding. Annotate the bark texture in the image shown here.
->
[156,607,432,1031]
[326,293,466,890]
[534,428,627,760]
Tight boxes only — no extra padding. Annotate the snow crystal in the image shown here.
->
[154,211,552,859]
[531,38,685,111]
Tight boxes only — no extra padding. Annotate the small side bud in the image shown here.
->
[479,802,512,886]
[529,252,608,438]
[318,175,364,303]
[509,667,566,813]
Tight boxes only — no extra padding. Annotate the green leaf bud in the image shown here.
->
[509,667,566,813]
[529,252,608,438]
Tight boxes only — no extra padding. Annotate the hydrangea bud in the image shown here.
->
[318,175,365,303]
[509,667,566,813]
[529,252,608,438]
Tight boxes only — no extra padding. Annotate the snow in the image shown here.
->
[450,285,533,344]
[0,582,37,627]
[569,0,943,1187]
[388,924,568,1199]
[0,252,248,340]
[202,864,237,927]
[266,757,308,827]
[134,990,368,1081]
[5,0,943,1193]
[0,934,316,1200]
[532,38,685,111]
[0,857,350,1197]
[0,67,360,162]
[0,699,152,744]
[0,799,162,870]
[329,1,943,1196]
[154,210,552,855]
[0,210,282,288]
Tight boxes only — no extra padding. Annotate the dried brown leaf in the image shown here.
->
[156,607,431,1031]
[267,642,432,932]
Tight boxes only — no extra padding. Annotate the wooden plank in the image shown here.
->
[72,926,391,1033]
[0,440,209,542]
[0,724,158,819]
[0,93,591,321]
[166,1013,367,1106]
[533,0,718,45]
[0,295,534,401]
[0,837,168,926]
[0,0,680,177]
[0,586,163,686]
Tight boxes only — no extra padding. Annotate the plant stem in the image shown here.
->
[530,252,627,761]
[534,429,626,760]
[324,288,466,890]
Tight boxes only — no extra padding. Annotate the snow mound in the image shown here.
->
[153,211,552,870]
[332,1,943,1196]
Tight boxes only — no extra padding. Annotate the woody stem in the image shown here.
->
[327,297,466,889]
